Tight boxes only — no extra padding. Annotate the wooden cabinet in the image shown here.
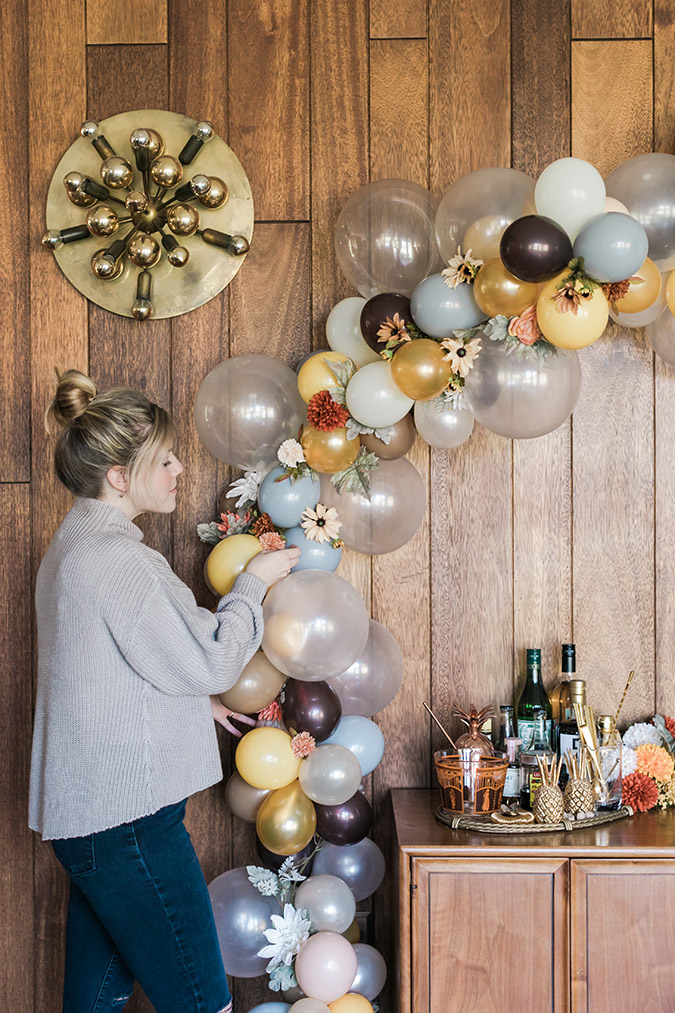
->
[392,790,675,1013]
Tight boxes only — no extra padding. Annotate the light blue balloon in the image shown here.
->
[258,467,320,528]
[247,1005,291,1013]
[573,212,649,283]
[323,715,385,776]
[410,272,487,338]
[284,525,342,572]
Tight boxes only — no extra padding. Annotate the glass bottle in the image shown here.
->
[595,715,622,811]
[556,679,586,781]
[550,643,576,723]
[503,736,522,802]
[519,707,555,810]
[516,648,552,749]
[496,705,516,753]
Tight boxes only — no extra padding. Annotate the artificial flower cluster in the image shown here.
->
[621,714,675,813]
[247,854,315,992]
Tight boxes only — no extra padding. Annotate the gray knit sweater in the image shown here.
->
[29,497,266,840]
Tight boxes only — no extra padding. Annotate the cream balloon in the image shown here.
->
[219,651,286,714]
[345,361,413,428]
[604,196,630,215]
[290,1002,331,1013]
[413,399,474,449]
[326,298,380,367]
[534,157,606,239]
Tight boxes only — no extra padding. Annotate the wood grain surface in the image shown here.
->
[370,0,427,39]
[86,0,168,45]
[571,0,653,39]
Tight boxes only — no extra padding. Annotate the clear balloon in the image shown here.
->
[609,272,668,327]
[328,620,404,717]
[208,867,278,977]
[235,727,301,789]
[256,779,317,855]
[319,458,425,555]
[326,298,379,367]
[413,399,474,449]
[206,533,262,596]
[345,361,414,429]
[258,467,321,528]
[299,743,363,805]
[294,874,356,933]
[312,839,386,902]
[224,771,272,823]
[534,157,606,239]
[195,354,307,471]
[410,273,486,338]
[349,944,387,1002]
[464,339,582,439]
[335,179,441,298]
[359,414,416,460]
[435,167,535,265]
[283,524,342,573]
[572,212,648,283]
[605,153,675,269]
[298,351,353,403]
[262,571,370,680]
[647,301,675,364]
[219,650,286,714]
[323,717,385,777]
[295,931,358,1004]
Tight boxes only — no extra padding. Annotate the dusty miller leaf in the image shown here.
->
[325,358,357,390]
[196,522,222,545]
[483,315,510,342]
[331,447,379,500]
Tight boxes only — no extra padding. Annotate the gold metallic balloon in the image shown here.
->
[224,771,272,823]
[146,129,164,158]
[219,650,286,714]
[390,338,452,401]
[667,269,675,316]
[166,202,200,236]
[297,351,352,403]
[100,156,134,189]
[199,176,229,209]
[127,234,161,268]
[150,154,183,188]
[126,190,149,213]
[256,780,317,856]
[86,204,119,237]
[90,250,122,280]
[473,257,539,318]
[360,413,416,460]
[301,424,359,473]
[614,257,662,314]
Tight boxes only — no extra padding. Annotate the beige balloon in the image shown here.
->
[224,771,272,822]
[359,413,416,460]
[219,651,286,713]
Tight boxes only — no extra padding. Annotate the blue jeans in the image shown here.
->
[51,799,233,1013]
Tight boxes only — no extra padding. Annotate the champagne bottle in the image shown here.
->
[516,648,552,749]
[550,643,576,723]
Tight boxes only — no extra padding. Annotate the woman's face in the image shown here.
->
[131,448,184,516]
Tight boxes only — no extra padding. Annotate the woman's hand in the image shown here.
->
[246,545,301,587]
[210,695,256,738]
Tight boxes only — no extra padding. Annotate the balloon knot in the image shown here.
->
[291,731,316,758]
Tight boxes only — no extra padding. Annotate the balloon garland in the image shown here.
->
[195,152,675,1012]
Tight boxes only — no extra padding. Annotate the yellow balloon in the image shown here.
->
[206,534,261,596]
[390,338,452,401]
[614,257,662,314]
[235,727,301,789]
[342,918,360,944]
[536,273,609,350]
[219,651,286,714]
[256,779,317,855]
[473,258,539,319]
[298,351,352,403]
[329,996,373,1013]
[462,214,510,262]
[665,269,675,316]
[301,424,359,473]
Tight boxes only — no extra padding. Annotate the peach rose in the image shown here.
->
[508,305,541,346]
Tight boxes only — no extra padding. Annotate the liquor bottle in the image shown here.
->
[502,736,522,802]
[556,679,586,781]
[516,648,552,749]
[550,643,576,723]
[519,707,555,810]
[496,705,516,753]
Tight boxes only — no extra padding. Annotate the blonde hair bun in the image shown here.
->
[46,369,98,433]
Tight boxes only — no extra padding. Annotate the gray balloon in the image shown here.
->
[414,398,474,448]
[208,867,278,977]
[312,838,386,902]
[647,302,675,364]
[328,620,403,717]
[605,153,675,269]
[410,273,487,338]
[464,340,581,439]
[573,212,648,283]
[194,354,307,471]
[350,944,388,1001]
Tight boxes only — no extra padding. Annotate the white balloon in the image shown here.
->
[414,399,474,448]
[345,361,413,428]
[535,157,606,240]
[604,196,630,215]
[326,298,380,368]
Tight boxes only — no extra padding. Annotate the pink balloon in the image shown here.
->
[295,931,357,1003]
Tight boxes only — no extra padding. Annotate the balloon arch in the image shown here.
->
[194,154,675,1012]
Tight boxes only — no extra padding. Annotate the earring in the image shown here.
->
[119,490,125,498]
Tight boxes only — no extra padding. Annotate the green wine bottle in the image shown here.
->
[516,648,553,748]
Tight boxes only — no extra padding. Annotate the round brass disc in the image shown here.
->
[46,109,254,319]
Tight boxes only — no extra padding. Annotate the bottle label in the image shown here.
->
[517,718,553,749]
[558,731,581,758]
[529,771,543,808]
[503,766,521,798]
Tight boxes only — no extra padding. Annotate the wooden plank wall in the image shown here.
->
[3,0,674,1008]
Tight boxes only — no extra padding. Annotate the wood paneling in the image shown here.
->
[87,45,168,116]
[655,0,675,154]
[370,39,428,187]
[86,0,168,45]
[229,0,310,221]
[571,0,652,39]
[655,311,675,719]
[370,0,427,39]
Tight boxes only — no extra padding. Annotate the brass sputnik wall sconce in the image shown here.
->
[42,109,254,320]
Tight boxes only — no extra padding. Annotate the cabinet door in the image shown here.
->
[411,856,569,1013]
[571,859,675,1013]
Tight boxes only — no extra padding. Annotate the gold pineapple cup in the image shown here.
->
[533,755,565,824]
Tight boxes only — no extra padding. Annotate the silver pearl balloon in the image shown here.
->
[413,398,474,449]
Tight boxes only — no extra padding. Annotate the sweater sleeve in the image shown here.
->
[120,568,267,696]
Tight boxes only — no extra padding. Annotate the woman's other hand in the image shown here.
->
[209,695,256,737]
[246,546,301,587]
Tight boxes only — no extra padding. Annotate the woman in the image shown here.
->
[29,369,300,1013]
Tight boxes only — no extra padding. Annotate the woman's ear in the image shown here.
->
[105,465,128,497]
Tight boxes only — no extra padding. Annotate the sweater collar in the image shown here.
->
[73,497,145,541]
